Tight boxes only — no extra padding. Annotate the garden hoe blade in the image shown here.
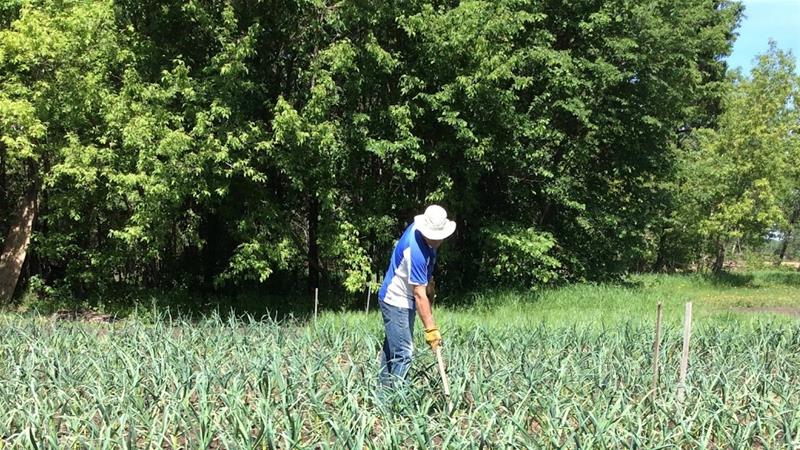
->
[435,345,454,414]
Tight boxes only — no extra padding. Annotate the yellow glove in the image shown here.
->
[424,327,442,349]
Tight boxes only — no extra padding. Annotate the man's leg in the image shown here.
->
[389,306,415,381]
[379,299,395,387]
[379,337,392,387]
[379,300,415,387]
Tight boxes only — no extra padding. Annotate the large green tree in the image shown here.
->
[661,42,799,272]
[390,0,741,283]
[1,0,745,304]
[0,0,127,301]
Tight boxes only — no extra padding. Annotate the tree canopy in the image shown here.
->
[4,0,795,306]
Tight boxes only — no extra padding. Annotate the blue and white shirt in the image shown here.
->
[378,223,437,309]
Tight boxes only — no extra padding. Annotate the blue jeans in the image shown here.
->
[379,299,415,388]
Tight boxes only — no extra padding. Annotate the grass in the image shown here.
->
[14,269,800,326]
[335,268,800,329]
[0,269,798,448]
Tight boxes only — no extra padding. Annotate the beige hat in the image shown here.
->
[414,205,456,240]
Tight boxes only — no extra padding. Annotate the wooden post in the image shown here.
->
[677,302,692,406]
[366,273,372,314]
[314,288,319,324]
[652,302,663,396]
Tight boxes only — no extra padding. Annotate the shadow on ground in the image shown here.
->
[704,270,800,288]
[704,272,756,287]
[760,271,800,287]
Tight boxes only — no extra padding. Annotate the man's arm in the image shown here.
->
[414,285,442,349]
[414,284,436,330]
[408,242,441,348]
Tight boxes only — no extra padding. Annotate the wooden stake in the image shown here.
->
[366,274,372,314]
[652,302,663,395]
[314,288,319,324]
[677,302,692,405]
[435,346,454,414]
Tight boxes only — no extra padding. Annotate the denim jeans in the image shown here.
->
[379,299,415,388]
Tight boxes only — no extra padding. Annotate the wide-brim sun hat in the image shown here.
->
[414,205,456,240]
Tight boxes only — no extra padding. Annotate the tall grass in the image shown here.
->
[1,271,798,448]
[1,315,799,447]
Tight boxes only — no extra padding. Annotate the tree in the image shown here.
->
[666,41,799,273]
[0,0,747,303]
[0,0,125,301]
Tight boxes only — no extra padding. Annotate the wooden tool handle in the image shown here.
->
[435,346,454,414]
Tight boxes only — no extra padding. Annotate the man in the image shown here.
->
[377,204,456,387]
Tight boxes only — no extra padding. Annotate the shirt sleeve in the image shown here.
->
[408,240,429,286]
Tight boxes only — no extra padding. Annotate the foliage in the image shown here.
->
[658,42,800,272]
[0,0,746,302]
[479,225,561,287]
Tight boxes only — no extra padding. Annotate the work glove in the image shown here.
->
[425,327,442,350]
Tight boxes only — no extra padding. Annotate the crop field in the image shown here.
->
[1,271,799,449]
[2,0,797,446]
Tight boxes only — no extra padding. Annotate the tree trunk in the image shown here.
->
[776,202,800,266]
[308,194,320,294]
[711,240,725,274]
[0,186,38,303]
[0,141,7,220]
[652,231,669,272]
[537,201,553,227]
[776,231,793,264]
[201,211,224,292]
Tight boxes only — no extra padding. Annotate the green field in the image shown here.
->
[1,270,799,448]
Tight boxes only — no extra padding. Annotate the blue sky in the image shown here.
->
[727,0,800,73]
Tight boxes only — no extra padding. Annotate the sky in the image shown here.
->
[726,0,800,74]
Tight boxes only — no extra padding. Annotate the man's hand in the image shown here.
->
[425,327,442,350]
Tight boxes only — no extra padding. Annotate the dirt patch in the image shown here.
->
[732,307,800,318]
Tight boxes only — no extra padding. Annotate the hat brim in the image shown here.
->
[414,215,457,240]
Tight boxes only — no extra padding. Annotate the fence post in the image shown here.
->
[314,288,319,324]
[652,301,663,396]
[366,274,372,313]
[677,302,692,407]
